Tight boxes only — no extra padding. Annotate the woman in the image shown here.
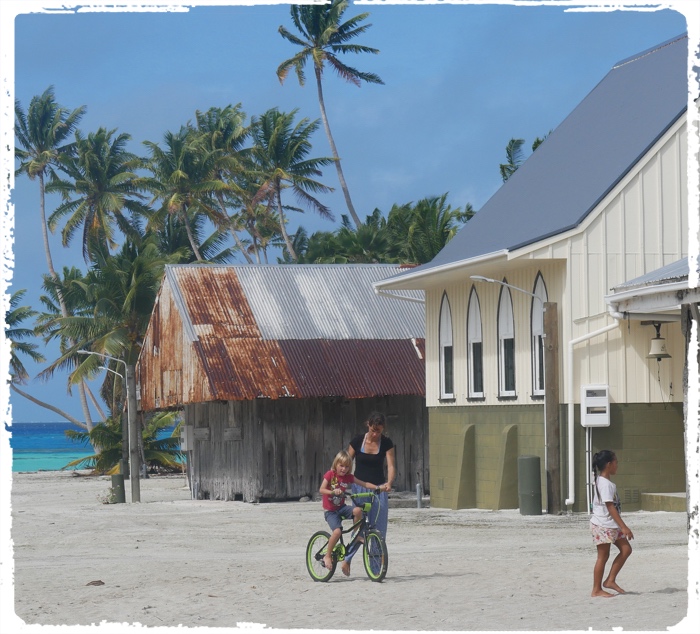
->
[341,411,396,576]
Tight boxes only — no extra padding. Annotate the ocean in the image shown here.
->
[7,421,176,473]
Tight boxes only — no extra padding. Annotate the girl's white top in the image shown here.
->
[590,475,621,529]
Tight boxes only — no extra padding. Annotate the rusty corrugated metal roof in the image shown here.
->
[280,340,425,398]
[139,264,426,405]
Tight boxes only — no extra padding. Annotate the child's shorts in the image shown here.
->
[591,522,624,545]
[325,505,354,531]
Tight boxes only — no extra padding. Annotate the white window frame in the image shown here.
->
[498,283,516,397]
[531,274,548,397]
[439,292,454,399]
[467,287,484,398]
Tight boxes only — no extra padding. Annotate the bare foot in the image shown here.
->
[323,556,333,570]
[341,561,351,577]
[603,581,626,594]
[591,589,616,598]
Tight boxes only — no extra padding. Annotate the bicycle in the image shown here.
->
[305,491,389,582]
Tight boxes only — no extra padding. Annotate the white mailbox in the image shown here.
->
[580,384,610,427]
[180,424,194,451]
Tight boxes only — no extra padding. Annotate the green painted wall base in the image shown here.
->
[430,402,684,512]
[640,492,686,512]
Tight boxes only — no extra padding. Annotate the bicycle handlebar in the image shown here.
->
[347,490,381,498]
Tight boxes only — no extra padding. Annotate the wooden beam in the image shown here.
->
[544,302,561,514]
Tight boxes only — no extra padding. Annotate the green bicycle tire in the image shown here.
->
[306,530,336,582]
[362,529,388,582]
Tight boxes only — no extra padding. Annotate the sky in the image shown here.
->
[1,1,695,424]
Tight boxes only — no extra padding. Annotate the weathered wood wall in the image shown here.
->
[184,396,429,502]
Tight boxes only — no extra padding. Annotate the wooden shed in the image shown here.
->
[136,263,428,501]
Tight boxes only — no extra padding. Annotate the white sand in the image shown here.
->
[3,470,696,632]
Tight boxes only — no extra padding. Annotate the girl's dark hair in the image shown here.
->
[592,450,616,475]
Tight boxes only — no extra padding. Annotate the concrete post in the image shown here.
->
[126,363,141,503]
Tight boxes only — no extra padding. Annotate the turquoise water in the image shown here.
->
[7,422,177,472]
[8,422,92,472]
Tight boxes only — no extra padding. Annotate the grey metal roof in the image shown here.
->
[610,258,690,292]
[382,34,689,284]
[233,264,425,340]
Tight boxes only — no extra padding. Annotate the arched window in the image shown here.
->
[498,282,516,396]
[531,274,548,396]
[439,293,454,399]
[467,287,484,397]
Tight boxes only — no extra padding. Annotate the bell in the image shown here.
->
[647,335,671,359]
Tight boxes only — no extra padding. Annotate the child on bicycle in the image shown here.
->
[319,450,379,571]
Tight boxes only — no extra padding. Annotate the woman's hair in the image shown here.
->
[592,450,616,475]
[365,411,386,430]
[331,449,353,471]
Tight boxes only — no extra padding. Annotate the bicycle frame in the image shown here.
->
[333,492,378,561]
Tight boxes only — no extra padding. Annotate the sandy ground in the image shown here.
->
[3,470,695,632]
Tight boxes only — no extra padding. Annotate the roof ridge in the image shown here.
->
[613,33,687,69]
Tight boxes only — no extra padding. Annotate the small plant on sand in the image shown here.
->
[98,487,119,504]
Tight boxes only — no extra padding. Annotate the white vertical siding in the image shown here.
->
[562,119,686,404]
[424,118,687,407]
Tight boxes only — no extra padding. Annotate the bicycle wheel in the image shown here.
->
[306,531,336,582]
[362,529,388,582]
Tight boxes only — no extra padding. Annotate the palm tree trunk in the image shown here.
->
[38,173,58,279]
[216,193,254,264]
[39,172,95,433]
[275,188,297,261]
[182,208,204,261]
[11,384,85,427]
[85,383,106,421]
[314,67,362,229]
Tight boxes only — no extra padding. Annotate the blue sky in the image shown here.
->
[2,1,693,423]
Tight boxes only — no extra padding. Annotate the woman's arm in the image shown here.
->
[606,501,633,540]
[385,447,396,491]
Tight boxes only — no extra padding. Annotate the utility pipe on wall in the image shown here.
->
[564,321,620,508]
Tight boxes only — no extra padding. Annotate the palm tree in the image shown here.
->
[144,127,227,261]
[194,105,255,263]
[148,211,236,264]
[46,127,151,262]
[36,238,176,438]
[291,227,341,263]
[409,195,462,263]
[250,108,334,262]
[14,89,97,429]
[500,138,525,182]
[14,87,86,279]
[500,135,549,182]
[5,290,45,385]
[331,210,392,263]
[386,194,465,264]
[277,0,384,229]
[228,170,285,263]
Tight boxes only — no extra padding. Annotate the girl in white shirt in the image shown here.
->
[590,450,634,597]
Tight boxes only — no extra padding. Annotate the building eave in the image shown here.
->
[373,250,509,292]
